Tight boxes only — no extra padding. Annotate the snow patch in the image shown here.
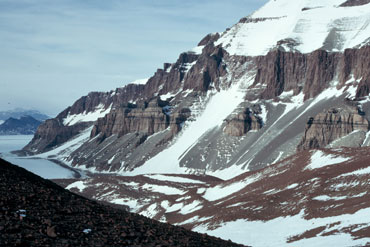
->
[34,126,93,160]
[217,0,370,56]
[305,150,351,170]
[193,207,370,247]
[128,74,253,177]
[203,173,262,201]
[189,45,205,55]
[180,201,203,214]
[63,103,112,126]
[339,166,370,177]
[142,184,185,195]
[144,174,206,184]
[128,78,149,85]
[66,181,87,192]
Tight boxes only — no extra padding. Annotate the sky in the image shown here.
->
[0,0,268,117]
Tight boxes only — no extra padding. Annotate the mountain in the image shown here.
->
[0,158,244,246]
[23,0,370,177]
[20,0,370,245]
[0,108,49,122]
[0,116,42,135]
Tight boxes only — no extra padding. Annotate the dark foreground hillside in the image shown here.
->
[0,158,245,247]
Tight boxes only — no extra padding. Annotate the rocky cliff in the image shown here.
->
[298,106,369,150]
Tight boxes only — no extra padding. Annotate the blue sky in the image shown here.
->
[0,0,268,116]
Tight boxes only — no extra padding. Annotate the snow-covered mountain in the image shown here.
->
[24,0,369,178]
[20,0,370,245]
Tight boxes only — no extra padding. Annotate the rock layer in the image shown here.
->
[224,106,263,136]
[297,106,369,150]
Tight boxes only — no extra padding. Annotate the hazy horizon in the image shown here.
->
[0,0,268,116]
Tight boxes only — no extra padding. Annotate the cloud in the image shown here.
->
[0,0,268,116]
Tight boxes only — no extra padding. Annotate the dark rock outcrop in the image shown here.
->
[183,45,228,91]
[339,0,370,7]
[91,98,191,141]
[297,107,369,150]
[253,49,340,100]
[0,158,245,247]
[252,46,370,101]
[224,106,263,136]
[23,119,90,153]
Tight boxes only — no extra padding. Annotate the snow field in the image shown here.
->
[63,103,112,126]
[305,150,351,170]
[193,207,370,247]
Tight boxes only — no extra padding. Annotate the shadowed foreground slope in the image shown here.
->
[0,158,245,247]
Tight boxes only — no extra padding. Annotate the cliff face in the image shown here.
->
[252,46,370,101]
[297,107,369,150]
[224,106,263,136]
[91,98,191,141]
[23,119,90,153]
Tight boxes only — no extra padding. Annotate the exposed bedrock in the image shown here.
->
[251,46,370,101]
[23,119,90,154]
[339,0,370,7]
[224,105,263,136]
[91,98,191,142]
[297,106,369,150]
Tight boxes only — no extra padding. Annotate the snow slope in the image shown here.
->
[127,74,254,176]
[63,104,112,126]
[194,208,370,247]
[216,0,370,56]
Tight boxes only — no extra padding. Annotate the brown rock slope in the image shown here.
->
[0,158,245,247]
[58,147,370,246]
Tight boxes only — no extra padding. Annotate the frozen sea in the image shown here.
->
[0,135,76,179]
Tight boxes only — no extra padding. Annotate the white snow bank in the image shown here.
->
[193,207,370,247]
[34,126,93,159]
[144,174,206,184]
[189,45,205,55]
[180,200,203,214]
[66,181,87,192]
[141,184,185,195]
[128,78,149,85]
[203,173,262,201]
[313,192,366,201]
[216,0,370,56]
[128,75,252,177]
[110,198,140,212]
[339,166,370,177]
[305,150,351,170]
[63,103,112,126]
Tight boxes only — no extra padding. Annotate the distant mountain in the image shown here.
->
[0,116,42,135]
[0,108,49,122]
